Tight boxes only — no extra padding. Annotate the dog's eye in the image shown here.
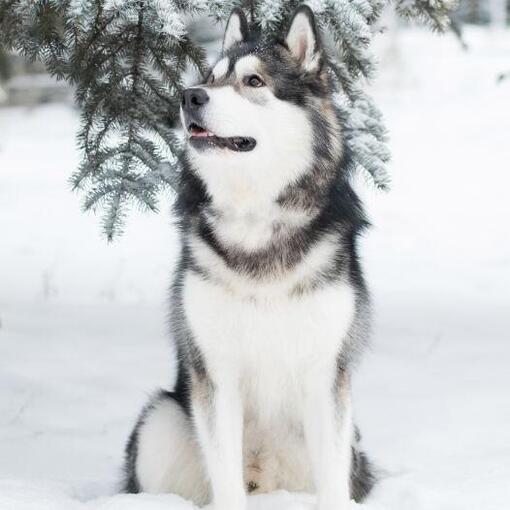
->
[208,73,215,84]
[245,75,265,88]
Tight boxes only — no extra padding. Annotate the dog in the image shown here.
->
[123,5,375,509]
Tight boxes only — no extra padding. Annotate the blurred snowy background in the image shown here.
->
[0,2,509,510]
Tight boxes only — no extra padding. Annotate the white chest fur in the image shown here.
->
[182,270,355,422]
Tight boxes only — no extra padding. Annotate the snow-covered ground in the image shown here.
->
[1,27,509,510]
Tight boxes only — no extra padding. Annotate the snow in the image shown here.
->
[102,0,186,39]
[1,27,509,510]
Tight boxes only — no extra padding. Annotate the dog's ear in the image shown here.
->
[223,8,249,53]
[285,5,322,72]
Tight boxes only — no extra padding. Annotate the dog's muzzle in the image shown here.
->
[181,87,257,153]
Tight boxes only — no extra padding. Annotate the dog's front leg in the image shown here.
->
[304,367,353,510]
[192,374,245,510]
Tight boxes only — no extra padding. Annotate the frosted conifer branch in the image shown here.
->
[0,0,458,238]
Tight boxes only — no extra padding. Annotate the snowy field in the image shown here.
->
[1,27,509,510]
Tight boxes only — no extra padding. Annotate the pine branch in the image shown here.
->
[68,0,206,239]
[0,0,458,239]
[394,0,457,31]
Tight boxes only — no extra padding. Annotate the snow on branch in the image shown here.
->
[0,0,457,239]
[394,0,458,31]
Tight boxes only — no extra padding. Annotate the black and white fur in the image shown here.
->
[124,6,375,509]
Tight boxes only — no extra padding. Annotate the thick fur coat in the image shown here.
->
[124,6,375,510]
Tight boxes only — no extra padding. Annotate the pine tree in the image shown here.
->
[0,0,456,240]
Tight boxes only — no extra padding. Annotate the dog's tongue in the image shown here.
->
[190,125,212,137]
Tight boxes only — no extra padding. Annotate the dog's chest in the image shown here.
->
[182,270,355,418]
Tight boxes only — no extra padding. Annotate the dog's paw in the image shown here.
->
[244,462,278,496]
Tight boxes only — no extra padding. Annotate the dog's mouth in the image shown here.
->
[187,122,256,152]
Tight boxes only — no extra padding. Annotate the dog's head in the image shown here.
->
[180,5,342,207]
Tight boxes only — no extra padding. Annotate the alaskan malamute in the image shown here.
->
[124,5,375,509]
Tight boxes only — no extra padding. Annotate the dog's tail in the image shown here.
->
[350,426,377,502]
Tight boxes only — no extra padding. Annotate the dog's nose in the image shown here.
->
[182,88,209,110]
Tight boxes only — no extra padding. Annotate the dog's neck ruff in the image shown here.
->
[177,157,359,301]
